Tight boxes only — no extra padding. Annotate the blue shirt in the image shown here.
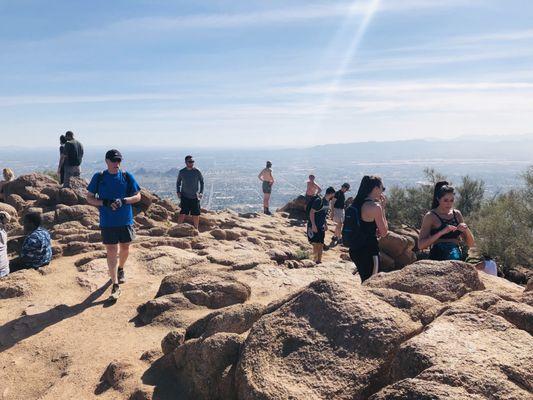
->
[87,170,141,228]
[21,227,52,268]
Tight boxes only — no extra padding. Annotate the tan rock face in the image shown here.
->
[236,280,421,400]
[373,306,533,399]
[364,260,485,302]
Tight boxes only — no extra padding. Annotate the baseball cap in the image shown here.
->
[105,149,123,161]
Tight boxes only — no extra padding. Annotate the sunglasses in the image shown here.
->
[110,158,122,163]
[186,160,195,164]
[381,186,386,191]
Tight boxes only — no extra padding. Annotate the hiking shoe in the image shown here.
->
[108,284,121,301]
[118,268,126,284]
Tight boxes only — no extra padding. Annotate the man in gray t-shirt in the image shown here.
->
[176,155,204,229]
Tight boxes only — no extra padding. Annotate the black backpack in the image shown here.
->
[342,201,371,249]
[305,195,320,220]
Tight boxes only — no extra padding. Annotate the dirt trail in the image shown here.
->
[0,249,182,400]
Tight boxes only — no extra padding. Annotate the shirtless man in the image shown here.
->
[258,161,274,215]
[305,174,322,204]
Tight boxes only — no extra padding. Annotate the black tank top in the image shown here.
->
[359,199,379,253]
[429,210,462,240]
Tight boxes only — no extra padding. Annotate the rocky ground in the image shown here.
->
[0,174,532,400]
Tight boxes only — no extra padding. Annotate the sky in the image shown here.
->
[1,0,533,148]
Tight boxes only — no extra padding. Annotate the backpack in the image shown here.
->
[342,201,371,249]
[305,195,320,220]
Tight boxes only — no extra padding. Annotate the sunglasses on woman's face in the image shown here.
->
[381,186,386,192]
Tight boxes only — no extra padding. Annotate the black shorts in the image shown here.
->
[262,181,272,194]
[180,197,201,216]
[101,225,136,245]
[307,226,325,244]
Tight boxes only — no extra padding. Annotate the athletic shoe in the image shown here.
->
[118,268,126,284]
[108,284,121,301]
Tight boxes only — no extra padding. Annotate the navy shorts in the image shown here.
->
[180,197,201,216]
[307,226,325,244]
[101,225,136,245]
[262,181,272,194]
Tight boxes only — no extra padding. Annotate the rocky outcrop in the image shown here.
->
[156,270,252,309]
[149,260,532,400]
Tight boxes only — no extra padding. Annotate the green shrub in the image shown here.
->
[472,167,533,271]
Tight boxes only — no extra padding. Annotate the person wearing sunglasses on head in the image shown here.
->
[176,155,204,230]
[86,149,141,302]
[418,181,475,261]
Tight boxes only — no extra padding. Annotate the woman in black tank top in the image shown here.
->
[419,181,475,261]
[348,175,388,283]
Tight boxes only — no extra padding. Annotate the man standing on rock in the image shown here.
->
[61,131,84,188]
[176,155,204,230]
[87,149,141,302]
[330,183,350,246]
[307,187,335,264]
[258,161,274,215]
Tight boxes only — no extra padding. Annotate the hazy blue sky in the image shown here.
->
[1,0,532,147]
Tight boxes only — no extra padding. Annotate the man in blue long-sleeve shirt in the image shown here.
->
[176,155,204,229]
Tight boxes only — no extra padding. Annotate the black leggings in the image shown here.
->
[349,247,379,283]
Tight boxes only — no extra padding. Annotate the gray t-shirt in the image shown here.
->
[0,228,8,277]
[176,167,204,199]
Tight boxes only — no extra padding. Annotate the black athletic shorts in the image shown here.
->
[307,225,325,244]
[262,181,272,194]
[180,197,201,216]
[101,225,136,245]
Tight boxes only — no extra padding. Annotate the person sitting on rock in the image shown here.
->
[0,168,15,201]
[87,149,141,302]
[307,186,336,264]
[0,211,10,277]
[305,174,322,205]
[9,212,52,272]
[346,176,388,283]
[258,161,275,215]
[418,181,475,261]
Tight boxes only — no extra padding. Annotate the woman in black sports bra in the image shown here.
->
[348,175,388,282]
[418,181,475,261]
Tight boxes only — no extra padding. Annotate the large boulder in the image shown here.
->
[186,303,265,340]
[3,173,58,201]
[55,204,99,226]
[168,223,197,238]
[173,333,244,400]
[5,194,27,213]
[277,195,308,220]
[156,270,251,309]
[135,247,206,275]
[364,260,485,302]
[0,203,18,219]
[371,306,533,399]
[236,280,421,400]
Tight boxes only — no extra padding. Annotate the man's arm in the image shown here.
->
[258,169,264,181]
[198,170,204,194]
[176,171,182,197]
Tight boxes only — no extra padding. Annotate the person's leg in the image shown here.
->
[335,221,342,240]
[372,255,379,277]
[317,244,324,263]
[9,256,32,273]
[192,216,200,229]
[118,243,130,268]
[177,213,186,224]
[106,244,119,284]
[312,243,320,262]
[63,166,71,188]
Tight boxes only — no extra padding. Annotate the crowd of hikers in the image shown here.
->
[0,131,497,302]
